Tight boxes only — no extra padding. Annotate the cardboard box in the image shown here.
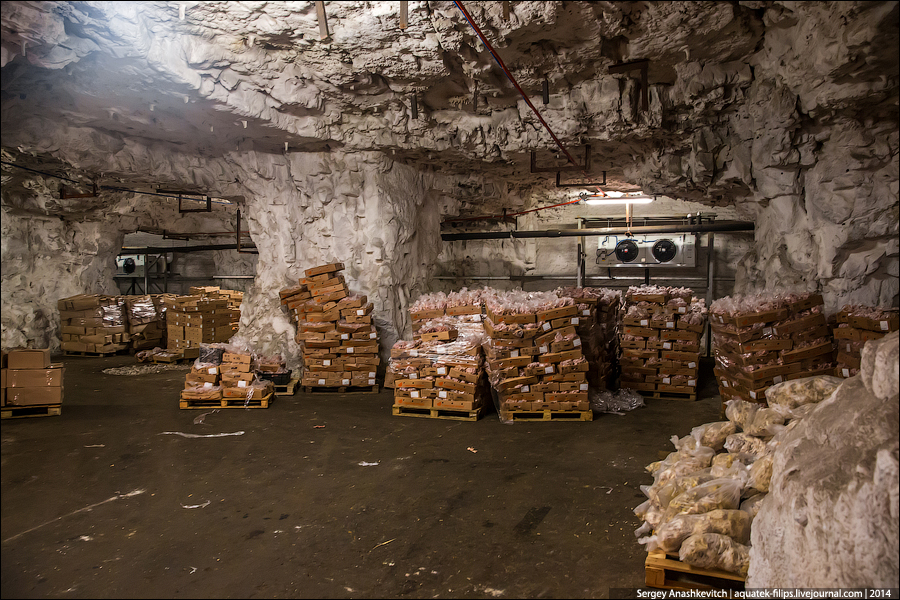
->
[6,386,63,406]
[537,349,583,364]
[537,305,578,322]
[305,262,344,278]
[7,349,52,370]
[7,365,64,387]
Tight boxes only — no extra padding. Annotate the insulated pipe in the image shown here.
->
[118,244,256,254]
[441,220,754,241]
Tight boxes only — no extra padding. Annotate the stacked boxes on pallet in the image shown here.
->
[189,286,243,334]
[294,263,380,390]
[832,305,899,378]
[554,287,622,390]
[280,283,311,327]
[124,295,166,350]
[619,285,708,401]
[710,291,834,407]
[3,349,64,410]
[164,295,234,356]
[482,290,591,419]
[390,290,488,415]
[180,348,274,406]
[58,295,129,354]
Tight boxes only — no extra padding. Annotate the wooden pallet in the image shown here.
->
[179,393,273,410]
[645,549,745,591]
[64,350,124,357]
[392,404,486,422]
[2,404,62,419]
[499,409,593,422]
[302,385,379,395]
[274,377,300,396]
[151,354,194,364]
[638,391,698,402]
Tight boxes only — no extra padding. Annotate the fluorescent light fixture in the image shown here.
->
[581,193,654,205]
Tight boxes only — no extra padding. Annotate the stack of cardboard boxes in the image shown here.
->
[124,294,167,350]
[481,291,592,420]
[555,287,621,390]
[2,349,64,415]
[711,291,834,408]
[832,305,899,378]
[164,296,234,357]
[189,286,243,334]
[180,349,273,408]
[293,263,380,391]
[619,285,708,401]
[58,295,130,354]
[390,292,488,417]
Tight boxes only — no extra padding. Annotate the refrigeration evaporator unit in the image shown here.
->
[596,233,697,267]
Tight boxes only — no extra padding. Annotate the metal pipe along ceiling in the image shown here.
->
[441,220,755,241]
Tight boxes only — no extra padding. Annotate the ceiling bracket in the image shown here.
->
[608,59,649,113]
[556,170,606,188]
[530,144,591,173]
[60,182,98,199]
[165,191,211,213]
[236,209,259,254]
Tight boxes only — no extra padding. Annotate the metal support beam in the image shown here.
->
[315,1,329,39]
[530,145,591,173]
[236,209,259,254]
[400,1,408,29]
[411,94,418,119]
[441,220,755,241]
[502,1,510,20]
[542,78,549,105]
[60,183,98,199]
[608,59,649,113]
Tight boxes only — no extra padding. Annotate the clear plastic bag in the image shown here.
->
[679,532,750,576]
[748,453,774,493]
[744,407,785,437]
[591,388,645,413]
[764,375,843,410]
[653,468,715,509]
[740,492,767,522]
[691,421,738,451]
[725,398,760,431]
[655,509,752,552]
[724,432,769,457]
[661,478,744,525]
[653,446,716,488]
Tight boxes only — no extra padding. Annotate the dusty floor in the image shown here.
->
[1,354,722,599]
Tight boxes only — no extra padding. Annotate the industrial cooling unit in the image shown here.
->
[596,233,698,267]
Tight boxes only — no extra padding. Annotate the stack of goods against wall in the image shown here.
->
[58,295,129,354]
[633,374,843,579]
[124,294,170,350]
[831,305,899,378]
[482,290,592,419]
[2,349,64,411]
[388,289,488,416]
[554,287,622,390]
[619,286,708,401]
[164,295,234,357]
[292,263,379,391]
[180,345,274,408]
[189,286,243,334]
[711,292,834,409]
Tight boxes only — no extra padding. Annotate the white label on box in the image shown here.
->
[571,317,579,325]
[347,347,354,353]
[511,350,519,358]
[437,367,447,375]
[540,345,549,353]
[842,368,850,377]
[409,373,418,379]
[341,333,349,340]
[208,368,217,375]
[773,375,784,384]
[663,342,672,349]
[369,372,376,377]
[688,379,696,386]
[582,309,590,316]
[688,362,697,368]
[763,327,773,336]
[368,379,375,385]
[238,380,247,388]
[357,309,365,316]
[662,377,671,384]
[666,322,675,329]
[472,314,482,322]
[580,383,589,391]
[722,380,729,387]
[640,319,649,326]
[542,322,551,331]
[679,307,687,314]
[545,366,554,374]
[521,385,530,392]
[204,382,213,388]
[342,379,350,385]
[411,391,419,398]
[881,320,889,330]
[750,390,758,399]
[573,339,581,347]
[318,379,326,385]
[409,349,418,357]
[439,390,448,398]
[370,332,377,339]
[323,359,332,366]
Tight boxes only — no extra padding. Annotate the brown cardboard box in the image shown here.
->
[6,386,63,406]
[7,349,52,370]
[7,365,64,387]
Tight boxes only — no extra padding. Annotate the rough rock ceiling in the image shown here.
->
[1,1,898,200]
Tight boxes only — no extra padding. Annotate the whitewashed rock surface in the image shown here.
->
[1,2,898,352]
[749,332,899,588]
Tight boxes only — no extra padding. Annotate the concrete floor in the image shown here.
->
[2,354,722,599]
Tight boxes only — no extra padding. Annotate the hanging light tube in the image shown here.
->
[579,192,654,205]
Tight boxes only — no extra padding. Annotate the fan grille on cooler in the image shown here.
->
[615,239,640,263]
[652,239,678,263]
